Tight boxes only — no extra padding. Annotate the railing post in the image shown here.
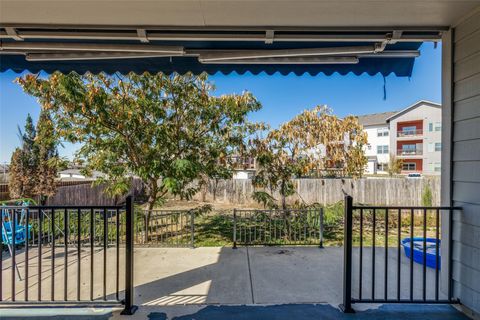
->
[233,209,237,249]
[319,208,324,248]
[340,195,355,313]
[121,195,137,315]
[144,211,148,244]
[448,208,453,301]
[190,211,195,248]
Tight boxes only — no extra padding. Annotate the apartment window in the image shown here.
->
[377,128,389,137]
[434,162,441,172]
[402,144,417,154]
[402,126,417,135]
[435,142,442,151]
[377,145,389,154]
[377,163,388,171]
[428,122,441,132]
[402,162,416,171]
[366,143,371,150]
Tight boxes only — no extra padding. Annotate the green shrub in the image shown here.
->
[422,184,433,207]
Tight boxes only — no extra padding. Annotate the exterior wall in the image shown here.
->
[444,9,480,315]
[365,160,376,174]
[389,103,442,175]
[363,124,390,174]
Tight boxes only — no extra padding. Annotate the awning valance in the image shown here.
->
[0,29,426,76]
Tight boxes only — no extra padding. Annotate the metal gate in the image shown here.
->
[233,208,324,247]
[135,210,195,247]
[0,196,136,314]
[340,195,461,313]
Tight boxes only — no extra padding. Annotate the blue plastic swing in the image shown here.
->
[1,202,32,245]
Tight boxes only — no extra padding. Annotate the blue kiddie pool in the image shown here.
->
[401,237,441,269]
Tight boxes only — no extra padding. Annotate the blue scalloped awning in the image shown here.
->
[0,41,422,77]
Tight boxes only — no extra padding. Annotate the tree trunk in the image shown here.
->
[280,181,287,210]
[145,179,157,244]
[145,199,154,244]
[201,182,207,202]
[213,179,218,201]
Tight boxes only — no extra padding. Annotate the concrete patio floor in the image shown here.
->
[0,246,467,319]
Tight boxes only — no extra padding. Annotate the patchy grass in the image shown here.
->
[194,213,234,247]
[143,200,441,247]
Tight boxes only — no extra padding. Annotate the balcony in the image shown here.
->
[397,129,423,137]
[397,149,423,156]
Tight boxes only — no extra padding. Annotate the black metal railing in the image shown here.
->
[232,208,323,248]
[340,195,461,313]
[135,210,194,247]
[0,196,136,314]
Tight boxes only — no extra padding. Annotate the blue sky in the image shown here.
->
[0,42,441,163]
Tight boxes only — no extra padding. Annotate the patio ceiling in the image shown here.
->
[0,0,476,76]
[0,0,478,27]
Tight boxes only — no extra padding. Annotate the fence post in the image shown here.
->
[233,209,237,249]
[340,195,355,313]
[121,195,137,315]
[319,208,324,248]
[190,211,195,248]
[144,211,148,244]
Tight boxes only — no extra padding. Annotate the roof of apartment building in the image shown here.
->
[357,100,441,127]
[385,100,441,122]
[357,111,397,127]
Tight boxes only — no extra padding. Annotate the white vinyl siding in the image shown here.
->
[448,11,480,314]
[428,143,434,152]
[377,127,389,137]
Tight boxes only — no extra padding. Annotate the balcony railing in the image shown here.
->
[340,195,462,312]
[397,149,423,156]
[397,129,423,137]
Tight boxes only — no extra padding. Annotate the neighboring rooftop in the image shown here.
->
[386,100,441,122]
[58,168,105,181]
[357,111,397,127]
[0,163,9,173]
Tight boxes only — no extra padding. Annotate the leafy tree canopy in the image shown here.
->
[9,111,61,203]
[252,105,367,209]
[17,72,263,210]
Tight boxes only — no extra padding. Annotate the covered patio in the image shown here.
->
[0,246,469,319]
[1,0,480,319]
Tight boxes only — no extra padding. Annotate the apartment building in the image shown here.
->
[357,111,397,174]
[358,100,442,175]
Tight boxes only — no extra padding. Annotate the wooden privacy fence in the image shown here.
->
[195,177,441,206]
[0,181,93,202]
[45,179,145,206]
[3,177,439,207]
